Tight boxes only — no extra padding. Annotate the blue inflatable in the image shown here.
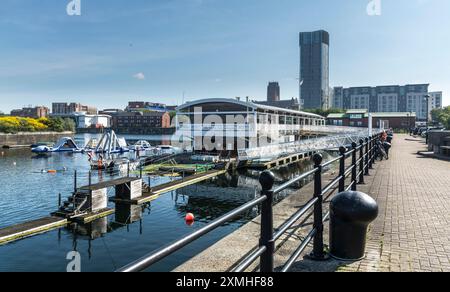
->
[32,137,81,154]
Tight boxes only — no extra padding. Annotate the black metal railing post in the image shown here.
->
[351,142,357,191]
[372,135,377,166]
[359,139,365,184]
[259,171,275,272]
[365,138,370,175]
[74,170,77,193]
[369,137,374,169]
[338,146,346,192]
[310,153,327,260]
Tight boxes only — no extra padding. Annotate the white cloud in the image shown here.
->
[133,72,145,80]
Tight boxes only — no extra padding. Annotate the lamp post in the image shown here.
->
[424,94,431,126]
[424,95,431,145]
[407,113,410,135]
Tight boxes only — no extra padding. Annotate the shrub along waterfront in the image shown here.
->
[0,117,76,134]
[431,106,450,129]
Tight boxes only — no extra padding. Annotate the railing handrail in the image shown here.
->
[116,134,382,272]
[116,195,267,272]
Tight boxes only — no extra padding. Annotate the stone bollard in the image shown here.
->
[329,191,378,261]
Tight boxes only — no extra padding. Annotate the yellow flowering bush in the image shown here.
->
[0,116,49,133]
[0,116,75,133]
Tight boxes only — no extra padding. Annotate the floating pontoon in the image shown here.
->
[31,137,81,154]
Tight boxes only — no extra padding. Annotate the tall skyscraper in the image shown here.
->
[267,82,281,102]
[299,30,330,110]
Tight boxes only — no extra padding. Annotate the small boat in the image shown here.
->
[90,157,140,173]
[133,140,153,151]
[157,145,183,155]
[32,137,81,154]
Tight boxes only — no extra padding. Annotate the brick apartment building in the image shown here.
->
[10,106,50,119]
[52,103,97,115]
[111,111,172,134]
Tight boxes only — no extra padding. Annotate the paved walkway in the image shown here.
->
[175,134,450,272]
[338,135,450,272]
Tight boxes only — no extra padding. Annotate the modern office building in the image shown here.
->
[299,30,330,110]
[76,114,111,129]
[10,106,49,119]
[52,103,97,115]
[332,84,430,121]
[267,82,281,102]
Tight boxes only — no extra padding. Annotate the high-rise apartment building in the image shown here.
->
[299,30,330,110]
[428,92,443,110]
[332,84,430,121]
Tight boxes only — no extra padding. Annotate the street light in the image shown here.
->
[424,94,431,126]
[424,95,431,145]
[407,112,411,135]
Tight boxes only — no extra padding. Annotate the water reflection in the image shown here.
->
[0,133,338,271]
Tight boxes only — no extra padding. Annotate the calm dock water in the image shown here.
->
[0,134,323,272]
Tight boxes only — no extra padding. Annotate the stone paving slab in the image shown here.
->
[336,135,450,272]
[175,134,450,272]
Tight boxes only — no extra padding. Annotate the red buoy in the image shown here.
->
[185,213,195,222]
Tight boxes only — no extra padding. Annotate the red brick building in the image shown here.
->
[52,103,97,115]
[111,111,172,134]
[10,106,50,119]
[327,110,416,130]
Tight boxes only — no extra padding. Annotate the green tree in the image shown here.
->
[62,118,76,132]
[47,117,65,132]
[431,106,450,129]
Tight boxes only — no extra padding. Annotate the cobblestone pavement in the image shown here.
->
[338,135,450,272]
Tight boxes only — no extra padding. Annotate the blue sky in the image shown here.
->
[0,0,449,112]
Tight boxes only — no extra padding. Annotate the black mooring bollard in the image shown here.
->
[329,191,378,261]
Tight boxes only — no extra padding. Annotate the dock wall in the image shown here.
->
[0,131,74,148]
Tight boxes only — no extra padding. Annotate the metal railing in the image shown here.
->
[116,134,382,272]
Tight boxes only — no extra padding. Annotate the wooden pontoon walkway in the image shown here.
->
[0,169,227,245]
[0,217,68,245]
[113,168,228,205]
[247,151,316,170]
[79,177,141,191]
